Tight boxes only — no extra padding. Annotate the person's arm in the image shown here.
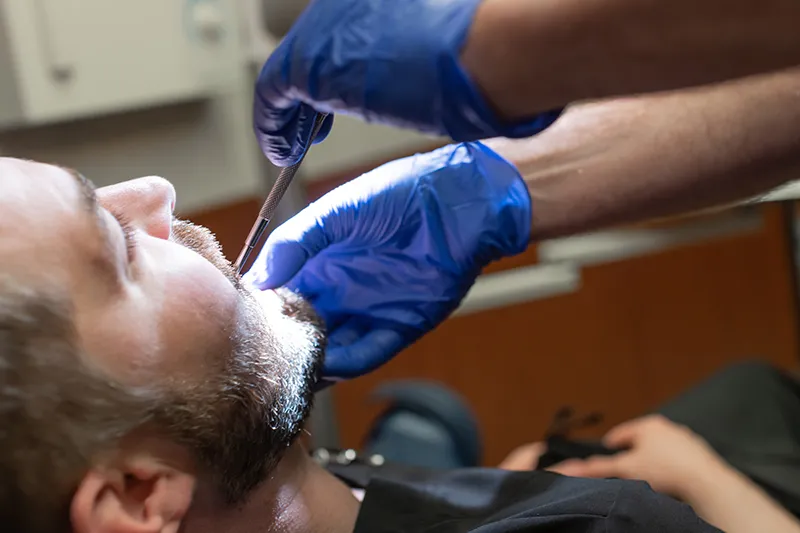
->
[682,459,800,533]
[500,440,800,532]
[463,0,800,122]
[553,415,800,533]
[483,68,800,240]
[500,439,800,533]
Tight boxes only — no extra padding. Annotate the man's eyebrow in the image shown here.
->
[65,168,99,213]
[64,168,122,289]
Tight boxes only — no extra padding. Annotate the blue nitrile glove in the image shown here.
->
[253,0,562,167]
[243,142,531,379]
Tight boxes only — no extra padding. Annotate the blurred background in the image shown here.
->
[1,0,798,467]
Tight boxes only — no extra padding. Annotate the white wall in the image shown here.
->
[0,68,264,214]
[299,116,445,182]
[0,67,444,215]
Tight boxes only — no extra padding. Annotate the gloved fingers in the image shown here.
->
[243,216,331,289]
[323,327,407,379]
[312,113,334,145]
[253,54,296,167]
[243,239,308,289]
[254,97,325,167]
[254,42,333,168]
[286,107,334,162]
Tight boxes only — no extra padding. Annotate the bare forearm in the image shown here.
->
[682,461,800,533]
[485,68,800,240]
[463,0,800,121]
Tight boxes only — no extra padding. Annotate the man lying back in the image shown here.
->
[0,157,719,533]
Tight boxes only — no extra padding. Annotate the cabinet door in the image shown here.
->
[4,0,237,123]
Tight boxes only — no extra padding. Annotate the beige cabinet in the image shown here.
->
[0,0,242,128]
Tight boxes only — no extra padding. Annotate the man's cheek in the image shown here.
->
[157,275,239,376]
[163,247,239,311]
[145,241,238,334]
[75,304,160,386]
[159,243,235,303]
[166,264,238,324]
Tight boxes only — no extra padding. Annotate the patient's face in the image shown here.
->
[0,157,324,501]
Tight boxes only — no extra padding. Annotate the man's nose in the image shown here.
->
[96,177,176,240]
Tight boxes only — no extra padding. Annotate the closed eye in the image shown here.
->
[108,210,138,263]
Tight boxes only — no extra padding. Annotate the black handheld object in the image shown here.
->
[537,436,622,470]
[235,113,330,275]
[536,407,623,470]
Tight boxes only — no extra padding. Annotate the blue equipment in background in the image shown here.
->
[362,380,482,469]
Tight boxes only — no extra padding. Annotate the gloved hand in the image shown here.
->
[244,142,531,378]
[254,0,562,167]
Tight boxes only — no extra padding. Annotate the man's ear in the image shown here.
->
[70,455,196,533]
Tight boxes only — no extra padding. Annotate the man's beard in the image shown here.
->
[159,219,325,503]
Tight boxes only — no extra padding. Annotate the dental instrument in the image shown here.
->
[235,113,329,275]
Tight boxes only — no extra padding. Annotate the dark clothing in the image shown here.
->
[328,461,719,532]
[659,360,800,519]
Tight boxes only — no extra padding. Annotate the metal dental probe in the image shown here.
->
[235,113,329,275]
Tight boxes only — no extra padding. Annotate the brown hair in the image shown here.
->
[0,278,322,532]
[0,280,157,533]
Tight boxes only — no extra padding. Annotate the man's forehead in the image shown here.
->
[0,158,85,218]
[0,158,93,266]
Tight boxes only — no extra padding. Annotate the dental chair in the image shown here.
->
[362,380,482,469]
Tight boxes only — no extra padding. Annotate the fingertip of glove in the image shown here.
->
[312,114,335,145]
[259,239,310,289]
[252,97,306,167]
[254,125,302,167]
[267,148,302,168]
[292,108,328,157]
